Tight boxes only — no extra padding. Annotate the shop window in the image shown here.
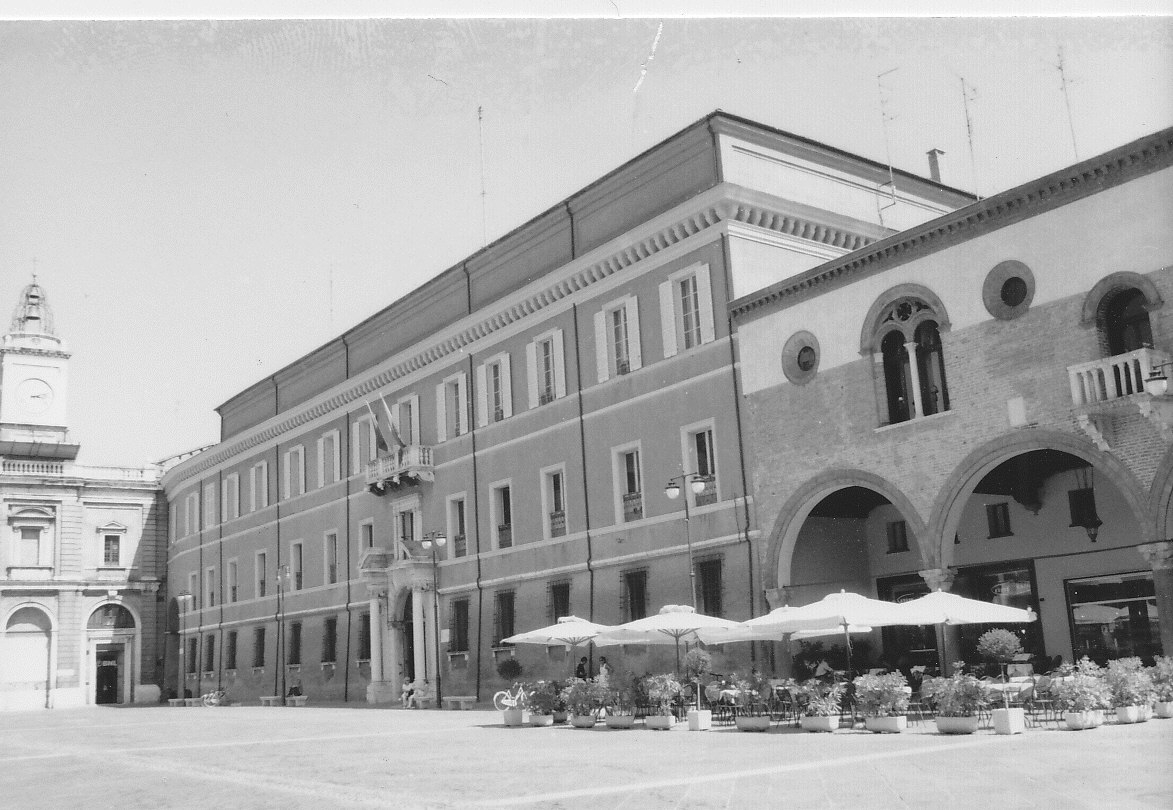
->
[1066,572,1161,663]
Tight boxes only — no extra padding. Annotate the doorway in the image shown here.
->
[95,649,121,704]
[401,592,415,683]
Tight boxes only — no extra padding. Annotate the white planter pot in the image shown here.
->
[553,710,569,724]
[502,708,527,727]
[605,714,636,729]
[993,707,1025,735]
[864,715,907,734]
[687,709,712,731]
[570,714,597,728]
[735,715,772,732]
[528,713,554,727]
[1091,709,1106,727]
[1064,710,1097,730]
[1154,701,1173,718]
[645,714,676,730]
[799,715,839,733]
[1115,705,1148,724]
[934,715,980,735]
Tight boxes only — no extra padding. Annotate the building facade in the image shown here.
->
[0,282,166,710]
[161,112,973,704]
[732,127,1173,673]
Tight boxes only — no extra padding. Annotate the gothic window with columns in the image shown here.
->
[871,294,950,425]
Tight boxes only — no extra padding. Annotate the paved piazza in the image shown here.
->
[1,705,1170,809]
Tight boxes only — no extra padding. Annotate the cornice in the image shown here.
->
[730,125,1173,320]
[162,184,881,490]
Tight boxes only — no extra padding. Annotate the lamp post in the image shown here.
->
[176,591,193,698]
[421,531,446,710]
[664,471,713,610]
[276,563,291,705]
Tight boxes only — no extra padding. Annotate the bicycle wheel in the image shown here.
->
[492,691,511,711]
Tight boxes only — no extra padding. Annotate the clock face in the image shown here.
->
[17,378,54,415]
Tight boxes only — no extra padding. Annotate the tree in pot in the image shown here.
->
[561,680,608,728]
[731,670,773,732]
[683,649,713,731]
[1051,657,1111,730]
[527,680,559,727]
[643,673,682,730]
[853,672,910,733]
[976,628,1026,735]
[549,679,570,723]
[604,680,638,729]
[1105,656,1155,723]
[920,664,987,734]
[1150,656,1173,718]
[797,678,843,733]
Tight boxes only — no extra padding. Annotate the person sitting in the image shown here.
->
[407,679,433,709]
[401,680,416,709]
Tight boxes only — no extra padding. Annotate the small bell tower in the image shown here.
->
[0,279,78,459]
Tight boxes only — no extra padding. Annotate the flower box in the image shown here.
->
[605,714,636,729]
[502,708,527,727]
[993,707,1025,735]
[735,715,771,732]
[528,713,554,727]
[864,715,907,734]
[934,715,979,735]
[645,715,675,730]
[1115,705,1149,724]
[570,713,597,728]
[687,709,712,731]
[1154,701,1173,718]
[1065,710,1098,730]
[800,715,838,733]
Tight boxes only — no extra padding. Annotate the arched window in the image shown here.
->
[870,294,951,425]
[1102,288,1153,356]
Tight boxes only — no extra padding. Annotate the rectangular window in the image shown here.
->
[103,535,120,566]
[206,567,216,607]
[187,637,198,674]
[360,521,374,550]
[678,273,702,349]
[256,551,267,598]
[548,580,571,624]
[318,431,340,488]
[438,373,468,442]
[495,485,513,549]
[253,627,266,667]
[886,520,909,554]
[397,510,416,547]
[221,474,240,522]
[324,533,338,585]
[227,560,239,603]
[622,569,648,621]
[189,572,198,609]
[450,598,470,653]
[1066,571,1160,661]
[226,630,238,670]
[489,360,505,421]
[688,425,718,506]
[250,462,269,512]
[358,612,371,660]
[203,635,215,672]
[539,336,556,402]
[449,497,467,557]
[352,416,376,476]
[697,557,723,617]
[284,446,306,500]
[291,543,304,590]
[476,354,513,426]
[660,263,715,358]
[203,483,216,528]
[547,469,566,538]
[18,527,41,566]
[595,296,642,382]
[289,621,302,665]
[322,617,338,664]
[616,447,643,522]
[396,396,419,446]
[493,590,516,646]
[610,305,630,373]
[986,503,1012,538]
[526,330,567,409]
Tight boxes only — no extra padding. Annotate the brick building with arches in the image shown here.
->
[733,126,1173,673]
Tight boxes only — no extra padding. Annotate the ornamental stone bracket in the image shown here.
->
[1075,411,1114,452]
[918,567,955,592]
[1137,397,1173,444]
[1137,540,1173,571]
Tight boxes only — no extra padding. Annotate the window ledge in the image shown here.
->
[873,409,956,434]
[321,661,335,670]
[252,667,265,675]
[447,651,469,661]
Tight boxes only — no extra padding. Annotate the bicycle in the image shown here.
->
[493,683,527,711]
[201,689,229,707]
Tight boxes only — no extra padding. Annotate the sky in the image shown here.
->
[0,13,1170,467]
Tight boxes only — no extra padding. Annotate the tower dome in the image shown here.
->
[9,280,56,337]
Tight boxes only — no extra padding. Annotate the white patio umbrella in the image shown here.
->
[502,615,613,676]
[892,590,1037,625]
[790,624,873,640]
[594,604,743,671]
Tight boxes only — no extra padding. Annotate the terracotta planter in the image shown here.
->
[1065,710,1097,730]
[687,709,712,731]
[645,714,676,730]
[570,713,597,728]
[502,708,527,727]
[552,710,570,724]
[993,707,1025,735]
[735,715,771,732]
[864,715,907,734]
[1154,701,1173,718]
[1115,705,1149,724]
[934,715,979,735]
[529,713,554,727]
[605,714,636,729]
[800,715,838,733]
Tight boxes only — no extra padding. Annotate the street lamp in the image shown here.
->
[276,564,291,705]
[421,531,446,710]
[664,471,713,610]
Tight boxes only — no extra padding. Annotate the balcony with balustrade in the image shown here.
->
[1067,346,1173,447]
[364,445,434,494]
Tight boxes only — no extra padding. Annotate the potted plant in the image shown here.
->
[976,628,1026,735]
[1052,657,1111,730]
[683,649,713,731]
[1151,656,1173,718]
[604,680,637,729]
[733,671,773,732]
[853,672,910,733]
[643,673,682,730]
[1105,656,1154,724]
[527,681,559,727]
[921,664,987,735]
[561,680,608,728]
[797,679,843,733]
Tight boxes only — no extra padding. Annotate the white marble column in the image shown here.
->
[904,341,925,419]
[918,567,958,674]
[369,594,384,682]
[412,585,427,684]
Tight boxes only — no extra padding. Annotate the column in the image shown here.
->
[369,593,384,682]
[1138,542,1173,658]
[918,568,958,675]
[411,585,427,685]
[422,583,437,683]
[904,341,925,419]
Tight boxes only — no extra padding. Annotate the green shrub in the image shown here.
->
[496,657,523,681]
[853,672,910,717]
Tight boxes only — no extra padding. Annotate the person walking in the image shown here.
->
[597,656,612,687]
[575,656,589,680]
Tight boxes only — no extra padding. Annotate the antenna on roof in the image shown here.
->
[876,67,899,228]
[477,105,488,246]
[959,76,980,196]
[1055,46,1079,161]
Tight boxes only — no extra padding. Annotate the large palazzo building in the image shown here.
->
[161,112,972,704]
[0,283,166,710]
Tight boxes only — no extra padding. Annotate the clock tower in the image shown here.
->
[0,280,78,459]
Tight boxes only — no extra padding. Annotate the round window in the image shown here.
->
[782,331,820,385]
[983,260,1035,320]
[1000,276,1028,308]
[797,345,817,372]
